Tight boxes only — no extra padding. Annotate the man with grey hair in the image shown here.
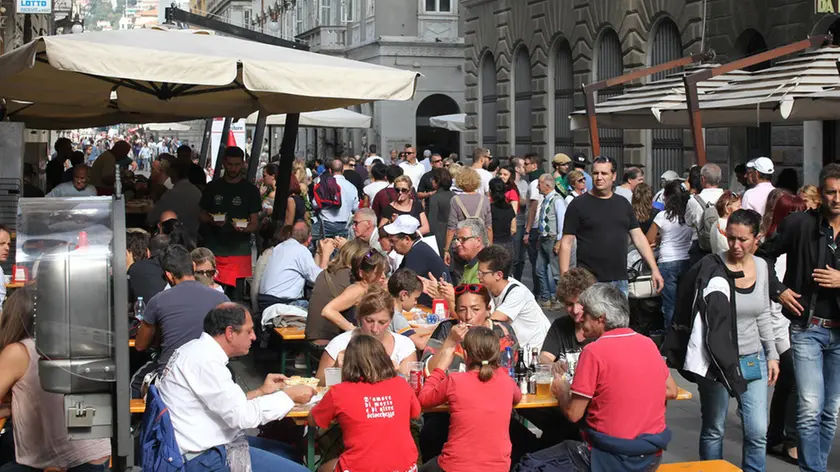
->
[548,283,679,471]
[685,163,724,265]
[452,218,488,285]
[351,208,383,253]
[535,173,567,309]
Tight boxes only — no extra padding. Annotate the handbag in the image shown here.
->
[627,259,657,299]
[739,353,762,381]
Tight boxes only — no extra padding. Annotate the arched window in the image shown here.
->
[736,30,772,159]
[650,18,683,189]
[480,53,497,157]
[513,46,532,156]
[552,39,574,158]
[595,28,624,167]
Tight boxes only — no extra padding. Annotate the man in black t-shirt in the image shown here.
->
[416,153,443,211]
[342,156,364,200]
[558,157,663,297]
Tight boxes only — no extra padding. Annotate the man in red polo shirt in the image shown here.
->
[549,283,679,471]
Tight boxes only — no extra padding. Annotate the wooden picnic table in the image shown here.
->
[656,459,741,471]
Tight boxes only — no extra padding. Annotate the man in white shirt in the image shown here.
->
[319,159,360,239]
[46,165,98,197]
[741,157,776,216]
[157,303,314,470]
[362,162,389,207]
[399,146,426,190]
[364,144,384,169]
[258,221,333,311]
[471,147,494,195]
[351,208,383,254]
[477,245,550,350]
[685,163,725,266]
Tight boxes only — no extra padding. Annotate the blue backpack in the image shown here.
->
[140,385,184,471]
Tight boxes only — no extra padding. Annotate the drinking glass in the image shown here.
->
[325,367,342,387]
[535,364,553,398]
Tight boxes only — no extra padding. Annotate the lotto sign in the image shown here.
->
[16,0,51,14]
[817,0,840,13]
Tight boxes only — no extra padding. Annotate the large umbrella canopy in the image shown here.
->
[144,122,191,131]
[569,65,751,130]
[246,108,371,128]
[429,113,466,132]
[1,100,188,129]
[0,28,420,121]
[656,48,840,127]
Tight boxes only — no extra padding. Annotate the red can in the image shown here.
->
[409,367,424,395]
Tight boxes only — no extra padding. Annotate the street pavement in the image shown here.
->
[230,256,840,471]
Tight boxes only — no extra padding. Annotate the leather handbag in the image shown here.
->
[627,259,657,299]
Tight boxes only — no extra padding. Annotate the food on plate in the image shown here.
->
[285,376,320,388]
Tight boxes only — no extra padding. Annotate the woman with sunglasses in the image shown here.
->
[190,247,224,293]
[379,175,430,235]
[564,170,588,205]
[419,283,520,461]
[316,287,418,386]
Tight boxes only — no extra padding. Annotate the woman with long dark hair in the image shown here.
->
[0,290,112,471]
[489,177,517,256]
[646,180,693,329]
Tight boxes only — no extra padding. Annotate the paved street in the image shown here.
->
[231,258,840,471]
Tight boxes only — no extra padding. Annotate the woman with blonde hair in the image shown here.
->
[379,175,430,234]
[306,239,371,345]
[444,167,494,266]
[798,184,820,210]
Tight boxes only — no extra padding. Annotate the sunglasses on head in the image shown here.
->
[454,284,484,295]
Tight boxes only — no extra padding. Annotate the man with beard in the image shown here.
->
[199,147,261,294]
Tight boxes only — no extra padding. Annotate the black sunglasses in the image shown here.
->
[396,188,411,194]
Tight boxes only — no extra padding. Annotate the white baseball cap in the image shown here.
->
[660,170,684,182]
[383,215,420,235]
[747,157,774,174]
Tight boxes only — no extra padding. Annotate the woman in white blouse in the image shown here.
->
[710,191,742,256]
[316,288,417,385]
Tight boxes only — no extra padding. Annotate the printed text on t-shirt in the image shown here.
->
[364,395,395,419]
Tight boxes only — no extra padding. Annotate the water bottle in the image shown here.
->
[134,297,145,322]
[501,347,514,379]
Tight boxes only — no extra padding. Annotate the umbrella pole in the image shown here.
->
[272,113,300,221]
[198,118,213,168]
[248,112,268,182]
[213,117,232,180]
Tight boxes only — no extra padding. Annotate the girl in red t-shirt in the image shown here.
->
[311,333,421,472]
[417,326,522,472]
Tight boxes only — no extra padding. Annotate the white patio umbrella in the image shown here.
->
[568,65,751,130]
[655,48,840,127]
[144,122,191,131]
[0,28,420,121]
[245,107,371,128]
[429,113,467,132]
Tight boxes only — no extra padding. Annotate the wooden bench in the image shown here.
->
[676,387,692,401]
[273,327,308,374]
[657,460,740,471]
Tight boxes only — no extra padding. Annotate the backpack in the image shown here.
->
[314,175,342,211]
[453,195,485,225]
[694,195,718,252]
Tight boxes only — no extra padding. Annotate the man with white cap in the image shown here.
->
[653,170,685,210]
[741,157,776,216]
[384,215,450,307]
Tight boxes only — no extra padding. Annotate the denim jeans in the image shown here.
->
[791,324,840,472]
[512,221,526,281]
[319,219,348,240]
[535,236,559,302]
[0,461,109,472]
[607,280,629,298]
[658,259,690,330]
[183,436,308,472]
[696,354,768,472]
[527,230,540,298]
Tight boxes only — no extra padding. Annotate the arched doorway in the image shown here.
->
[735,29,772,159]
[416,94,460,157]
[594,28,625,168]
[550,37,574,159]
[649,18,684,189]
[513,45,532,156]
[480,52,498,157]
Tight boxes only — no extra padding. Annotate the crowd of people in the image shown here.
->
[0,138,838,472]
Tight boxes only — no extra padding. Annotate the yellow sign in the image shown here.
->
[817,0,838,13]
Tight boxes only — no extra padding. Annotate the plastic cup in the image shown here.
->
[325,367,342,387]
[536,364,553,398]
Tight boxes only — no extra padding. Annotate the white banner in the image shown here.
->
[16,0,51,14]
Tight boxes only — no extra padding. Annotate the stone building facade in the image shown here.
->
[462,0,840,186]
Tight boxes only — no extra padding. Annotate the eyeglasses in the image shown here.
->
[396,187,411,194]
[195,269,216,278]
[407,151,416,155]
[453,235,478,245]
[352,219,369,226]
[454,284,484,295]
[575,178,585,184]
[476,269,496,278]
